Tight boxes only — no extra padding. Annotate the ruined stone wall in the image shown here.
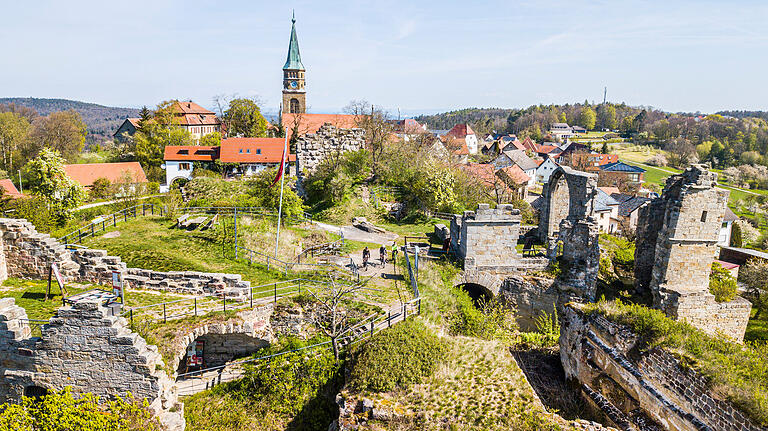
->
[296,123,365,174]
[454,203,522,269]
[539,173,570,242]
[0,297,184,430]
[0,218,252,300]
[560,304,765,431]
[632,165,751,340]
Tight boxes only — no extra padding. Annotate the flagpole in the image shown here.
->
[275,133,288,258]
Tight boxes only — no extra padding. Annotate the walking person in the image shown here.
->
[391,243,398,263]
[379,244,387,266]
[362,246,370,269]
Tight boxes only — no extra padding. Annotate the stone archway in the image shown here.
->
[457,270,502,297]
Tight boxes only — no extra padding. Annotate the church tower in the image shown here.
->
[282,13,306,114]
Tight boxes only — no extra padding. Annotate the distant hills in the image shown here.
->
[0,98,140,148]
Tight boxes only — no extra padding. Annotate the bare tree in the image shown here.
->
[306,275,367,360]
[344,100,393,179]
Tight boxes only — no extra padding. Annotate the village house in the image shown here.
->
[549,122,573,141]
[113,118,141,142]
[491,149,538,188]
[570,152,619,172]
[443,123,479,155]
[593,188,620,233]
[63,162,148,194]
[598,161,646,188]
[169,101,222,141]
[162,138,295,186]
[460,163,528,202]
[718,207,739,247]
[389,118,427,140]
[535,158,559,183]
[608,192,651,232]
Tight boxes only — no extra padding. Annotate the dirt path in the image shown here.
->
[312,221,398,245]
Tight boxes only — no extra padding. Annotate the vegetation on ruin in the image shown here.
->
[708,261,738,302]
[584,299,768,425]
[0,387,162,431]
[183,336,341,431]
[348,319,447,393]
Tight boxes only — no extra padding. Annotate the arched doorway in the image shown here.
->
[24,385,48,401]
[456,282,493,305]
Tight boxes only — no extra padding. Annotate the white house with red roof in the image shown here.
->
[444,123,478,155]
[535,158,560,183]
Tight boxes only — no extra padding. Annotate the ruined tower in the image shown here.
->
[282,13,306,114]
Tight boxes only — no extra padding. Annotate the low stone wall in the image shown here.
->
[560,304,765,431]
[657,289,752,342]
[0,297,184,430]
[0,218,251,300]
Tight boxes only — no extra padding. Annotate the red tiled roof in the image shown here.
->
[220,138,296,163]
[461,163,496,183]
[164,145,219,161]
[499,164,530,185]
[64,162,148,187]
[127,118,141,128]
[598,186,621,196]
[282,113,360,141]
[0,179,23,198]
[536,145,558,154]
[173,101,215,115]
[170,101,220,126]
[521,137,537,152]
[445,123,476,139]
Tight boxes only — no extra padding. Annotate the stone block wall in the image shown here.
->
[559,219,600,300]
[0,218,252,300]
[455,203,522,269]
[0,298,184,430]
[560,304,765,431]
[632,165,750,340]
[296,123,365,174]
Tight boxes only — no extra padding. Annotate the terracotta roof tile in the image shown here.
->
[164,145,219,161]
[220,138,296,163]
[282,113,360,141]
[499,164,530,185]
[445,123,476,139]
[0,179,23,198]
[64,162,148,187]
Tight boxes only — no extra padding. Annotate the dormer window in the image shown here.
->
[179,149,189,155]
[256,149,261,154]
[239,149,243,153]
[246,149,251,154]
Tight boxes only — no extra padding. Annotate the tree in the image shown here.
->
[91,177,112,199]
[597,104,617,130]
[29,110,87,162]
[223,98,269,137]
[138,106,151,123]
[578,107,596,130]
[133,121,193,182]
[23,148,86,215]
[344,100,391,178]
[740,259,768,319]
[0,111,31,173]
[665,137,697,168]
[199,132,221,146]
[308,275,366,360]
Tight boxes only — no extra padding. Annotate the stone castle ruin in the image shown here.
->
[295,123,365,174]
[634,165,752,341]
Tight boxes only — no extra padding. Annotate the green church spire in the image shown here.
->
[283,12,304,70]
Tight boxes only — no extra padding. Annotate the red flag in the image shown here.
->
[271,144,287,187]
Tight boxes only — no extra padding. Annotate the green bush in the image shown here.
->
[709,261,738,302]
[449,289,517,341]
[349,319,446,393]
[0,387,162,431]
[584,299,768,426]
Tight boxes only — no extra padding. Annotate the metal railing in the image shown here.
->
[59,203,163,245]
[403,248,420,298]
[174,296,423,392]
[232,244,353,280]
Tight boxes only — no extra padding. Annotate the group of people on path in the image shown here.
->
[362,243,398,270]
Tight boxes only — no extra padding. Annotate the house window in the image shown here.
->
[239,149,243,153]
[701,211,708,222]
[179,163,191,170]
[289,98,300,113]
[246,149,251,153]
[256,149,261,154]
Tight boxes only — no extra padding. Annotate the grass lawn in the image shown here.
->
[0,278,188,323]
[745,307,768,342]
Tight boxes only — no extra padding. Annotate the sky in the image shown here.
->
[2,0,768,115]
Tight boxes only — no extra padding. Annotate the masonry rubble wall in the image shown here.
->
[0,218,251,300]
[296,123,365,174]
[560,304,766,431]
[632,165,751,341]
[0,297,185,430]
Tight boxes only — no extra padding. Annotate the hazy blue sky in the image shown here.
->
[2,0,767,115]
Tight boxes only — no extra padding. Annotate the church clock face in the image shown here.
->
[290,81,298,89]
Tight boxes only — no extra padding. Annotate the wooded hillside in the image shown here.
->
[0,98,139,148]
